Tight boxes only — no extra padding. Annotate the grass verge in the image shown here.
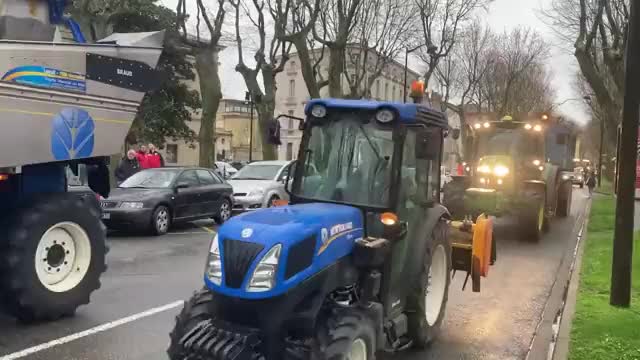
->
[569,196,640,360]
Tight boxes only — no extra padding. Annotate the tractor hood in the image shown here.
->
[210,203,364,299]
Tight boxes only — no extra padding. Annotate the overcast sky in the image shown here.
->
[160,0,590,124]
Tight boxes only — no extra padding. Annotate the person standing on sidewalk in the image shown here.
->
[115,150,140,184]
[586,172,596,197]
[146,143,165,168]
[136,144,149,169]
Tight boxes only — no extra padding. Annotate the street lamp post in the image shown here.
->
[245,91,254,162]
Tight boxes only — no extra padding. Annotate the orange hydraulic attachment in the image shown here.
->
[450,214,494,292]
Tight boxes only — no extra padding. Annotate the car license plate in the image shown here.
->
[101,213,111,220]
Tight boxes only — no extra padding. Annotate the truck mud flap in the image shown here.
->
[450,214,494,292]
[178,319,265,360]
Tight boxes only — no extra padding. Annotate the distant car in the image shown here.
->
[100,167,233,235]
[227,160,294,212]
[562,171,584,188]
[214,161,238,179]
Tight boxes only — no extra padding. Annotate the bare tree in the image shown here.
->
[435,19,494,139]
[230,0,293,160]
[541,0,629,147]
[415,0,491,87]
[477,27,552,116]
[176,0,226,167]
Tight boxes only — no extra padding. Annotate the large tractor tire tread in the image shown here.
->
[314,307,376,360]
[520,189,545,242]
[556,181,572,218]
[0,193,106,323]
[406,220,451,348]
[168,288,217,359]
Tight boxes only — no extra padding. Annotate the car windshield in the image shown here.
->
[231,164,283,180]
[294,113,394,208]
[119,169,179,188]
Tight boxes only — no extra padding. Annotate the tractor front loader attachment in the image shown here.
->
[449,214,495,292]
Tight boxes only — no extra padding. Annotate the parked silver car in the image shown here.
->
[227,160,294,211]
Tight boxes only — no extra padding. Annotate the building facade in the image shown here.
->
[274,48,421,161]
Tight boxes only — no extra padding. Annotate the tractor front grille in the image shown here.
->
[223,239,265,288]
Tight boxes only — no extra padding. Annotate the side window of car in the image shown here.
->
[197,170,221,185]
[177,170,200,187]
[278,163,295,181]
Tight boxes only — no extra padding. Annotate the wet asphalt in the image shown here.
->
[0,188,589,360]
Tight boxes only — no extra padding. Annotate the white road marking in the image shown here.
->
[0,300,184,360]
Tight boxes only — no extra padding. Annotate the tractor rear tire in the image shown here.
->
[314,307,376,360]
[168,288,217,359]
[442,179,466,220]
[406,220,451,348]
[0,193,106,323]
[556,181,572,218]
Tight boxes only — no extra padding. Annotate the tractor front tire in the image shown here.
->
[442,179,466,220]
[556,181,572,218]
[0,193,106,323]
[314,307,376,360]
[406,220,452,348]
[521,192,546,242]
[168,288,217,359]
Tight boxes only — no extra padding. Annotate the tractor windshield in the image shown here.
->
[475,128,542,160]
[294,113,395,209]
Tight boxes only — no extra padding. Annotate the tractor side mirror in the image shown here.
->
[415,129,442,160]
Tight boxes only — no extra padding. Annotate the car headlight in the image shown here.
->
[206,234,222,285]
[247,244,281,292]
[477,165,491,173]
[248,188,265,197]
[562,174,570,180]
[120,201,144,209]
[493,165,509,177]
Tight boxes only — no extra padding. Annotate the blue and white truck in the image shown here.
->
[0,0,162,321]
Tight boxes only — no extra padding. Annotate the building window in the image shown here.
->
[392,86,396,101]
[384,83,389,101]
[376,80,380,99]
[289,79,295,97]
[166,144,178,164]
[290,60,296,70]
[286,143,293,160]
[288,110,295,129]
[221,138,225,144]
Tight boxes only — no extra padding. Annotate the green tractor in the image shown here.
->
[443,115,574,241]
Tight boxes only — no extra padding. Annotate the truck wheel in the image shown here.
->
[314,308,376,360]
[0,193,106,322]
[168,288,217,359]
[406,220,451,348]
[442,180,466,220]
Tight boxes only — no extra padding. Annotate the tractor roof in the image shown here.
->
[304,98,449,130]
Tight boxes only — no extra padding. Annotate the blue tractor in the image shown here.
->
[168,99,495,359]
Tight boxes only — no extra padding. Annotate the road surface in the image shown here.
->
[0,189,589,360]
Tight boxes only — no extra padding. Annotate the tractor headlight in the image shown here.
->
[532,159,541,166]
[375,109,396,123]
[311,104,327,118]
[247,244,282,292]
[562,174,570,180]
[477,165,491,173]
[206,234,222,285]
[493,165,509,177]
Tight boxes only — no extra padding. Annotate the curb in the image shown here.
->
[525,198,592,360]
[550,200,591,360]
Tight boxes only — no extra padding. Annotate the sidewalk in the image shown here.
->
[554,196,640,360]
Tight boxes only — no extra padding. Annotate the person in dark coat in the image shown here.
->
[115,150,141,184]
[586,171,597,197]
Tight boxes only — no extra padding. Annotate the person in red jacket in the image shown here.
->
[146,143,165,168]
[136,144,149,169]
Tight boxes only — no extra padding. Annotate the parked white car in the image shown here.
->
[227,160,294,211]
[214,161,238,179]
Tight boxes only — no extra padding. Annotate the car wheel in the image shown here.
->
[267,195,280,208]
[213,199,231,224]
[151,206,170,236]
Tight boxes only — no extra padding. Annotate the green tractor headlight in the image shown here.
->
[493,165,509,177]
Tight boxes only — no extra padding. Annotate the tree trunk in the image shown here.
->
[195,48,222,168]
[258,66,278,161]
[328,46,345,98]
[293,37,322,99]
